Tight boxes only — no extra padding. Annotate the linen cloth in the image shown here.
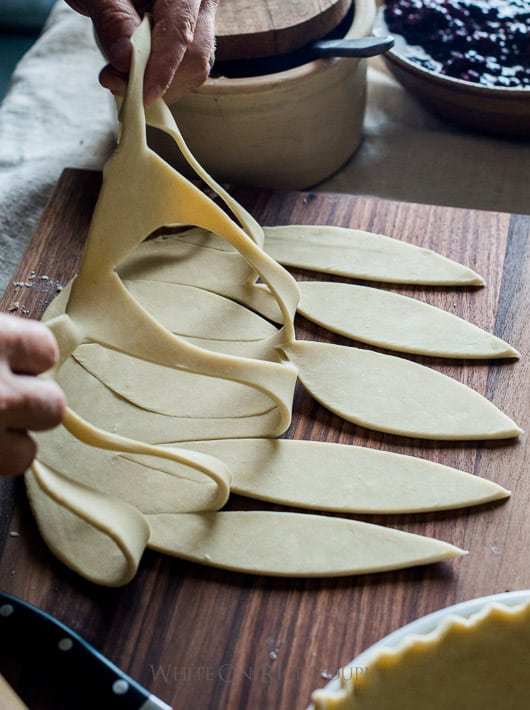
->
[0,2,115,294]
[0,2,529,295]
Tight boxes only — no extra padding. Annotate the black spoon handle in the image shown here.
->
[312,35,395,58]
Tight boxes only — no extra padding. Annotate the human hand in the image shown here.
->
[65,0,218,105]
[0,315,66,476]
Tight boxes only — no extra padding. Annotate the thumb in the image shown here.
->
[83,0,142,73]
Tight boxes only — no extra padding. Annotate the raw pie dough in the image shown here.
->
[311,599,530,709]
[264,225,485,285]
[26,17,519,585]
[297,281,519,359]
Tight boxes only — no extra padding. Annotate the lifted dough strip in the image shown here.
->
[58,17,299,433]
[117,17,297,333]
[145,100,265,250]
[62,407,232,511]
[28,460,150,587]
[49,20,299,434]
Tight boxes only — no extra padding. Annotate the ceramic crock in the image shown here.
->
[159,0,376,189]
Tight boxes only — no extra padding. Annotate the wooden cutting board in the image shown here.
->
[0,169,529,709]
[214,0,352,60]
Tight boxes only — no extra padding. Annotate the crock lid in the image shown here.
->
[215,0,353,60]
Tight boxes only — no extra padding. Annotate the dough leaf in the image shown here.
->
[265,225,484,285]
[147,511,465,576]
[297,281,519,359]
[282,341,522,440]
[177,439,509,513]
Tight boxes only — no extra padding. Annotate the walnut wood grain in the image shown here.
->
[214,0,352,60]
[0,169,529,709]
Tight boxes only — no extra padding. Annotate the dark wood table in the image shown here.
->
[1,169,529,709]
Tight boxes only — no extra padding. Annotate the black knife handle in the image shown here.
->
[0,592,170,710]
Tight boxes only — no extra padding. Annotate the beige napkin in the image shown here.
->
[0,2,115,294]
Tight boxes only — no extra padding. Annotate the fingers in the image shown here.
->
[0,314,59,375]
[0,430,37,477]
[143,0,203,103]
[160,0,218,104]
[95,0,218,104]
[68,0,142,72]
[0,375,66,432]
[0,315,66,476]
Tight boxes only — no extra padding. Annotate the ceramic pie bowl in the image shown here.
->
[374,5,530,137]
[383,48,530,136]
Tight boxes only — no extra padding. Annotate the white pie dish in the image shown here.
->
[309,588,530,708]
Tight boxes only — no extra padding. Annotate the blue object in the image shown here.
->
[0,0,56,30]
[0,0,57,100]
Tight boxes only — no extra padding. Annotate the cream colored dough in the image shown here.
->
[123,279,278,344]
[282,341,522,440]
[147,511,464,577]
[117,230,283,322]
[297,281,519,359]
[177,439,509,513]
[46,278,282,360]
[35,426,227,515]
[72,344,277,420]
[26,460,151,587]
[311,601,530,709]
[264,225,484,285]
[26,17,517,586]
[35,432,509,515]
[54,355,286,443]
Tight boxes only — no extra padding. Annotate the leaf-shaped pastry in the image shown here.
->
[73,344,274,420]
[175,439,509,513]
[147,511,465,576]
[35,432,508,515]
[124,279,278,343]
[282,341,522,440]
[54,356,285,443]
[265,225,484,285]
[297,281,519,359]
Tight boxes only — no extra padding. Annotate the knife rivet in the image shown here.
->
[58,637,74,651]
[112,679,130,695]
[0,604,14,617]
